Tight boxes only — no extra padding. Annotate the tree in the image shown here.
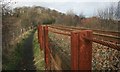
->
[97,3,118,20]
[97,2,119,31]
[66,9,75,16]
[2,0,16,16]
[116,1,120,19]
[65,9,79,26]
[79,12,85,19]
[79,12,85,26]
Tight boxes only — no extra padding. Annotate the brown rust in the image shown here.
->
[48,28,71,36]
[79,30,92,70]
[44,26,51,70]
[71,31,79,70]
[89,38,120,51]
[37,25,120,71]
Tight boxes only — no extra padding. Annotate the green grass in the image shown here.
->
[4,41,24,70]
[2,31,32,70]
[33,30,45,70]
[3,38,25,70]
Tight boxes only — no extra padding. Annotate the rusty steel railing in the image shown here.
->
[37,25,120,70]
[48,25,120,50]
[51,25,120,36]
[48,25,120,44]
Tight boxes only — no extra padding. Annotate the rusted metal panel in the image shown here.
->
[41,26,45,50]
[79,30,92,70]
[71,31,79,70]
[39,25,120,70]
[44,26,51,70]
[39,25,43,50]
[41,25,94,70]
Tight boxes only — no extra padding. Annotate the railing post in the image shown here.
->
[37,25,43,50]
[71,31,79,70]
[79,30,92,70]
[43,25,50,70]
[41,26,45,50]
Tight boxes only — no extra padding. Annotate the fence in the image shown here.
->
[37,25,120,70]
[49,25,120,44]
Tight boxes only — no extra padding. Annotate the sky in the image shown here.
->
[9,0,119,17]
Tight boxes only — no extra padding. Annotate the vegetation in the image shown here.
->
[2,31,31,70]
[33,30,45,70]
[48,32,71,70]
[48,29,120,70]
[2,2,120,51]
[1,0,120,70]
[2,40,23,70]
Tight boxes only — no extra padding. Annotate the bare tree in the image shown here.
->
[2,0,16,16]
[66,9,75,16]
[97,2,118,20]
[97,2,119,31]
[79,12,85,19]
[116,1,120,19]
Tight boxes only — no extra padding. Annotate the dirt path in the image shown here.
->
[16,30,36,70]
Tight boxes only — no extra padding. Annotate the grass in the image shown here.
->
[3,40,24,70]
[48,31,120,70]
[33,30,45,70]
[48,32,71,70]
[2,30,32,70]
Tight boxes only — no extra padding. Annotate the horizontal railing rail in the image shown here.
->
[37,25,120,70]
[48,25,120,44]
[52,25,120,36]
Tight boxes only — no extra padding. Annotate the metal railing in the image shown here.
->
[37,25,120,70]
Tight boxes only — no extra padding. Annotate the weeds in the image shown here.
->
[2,30,32,70]
[33,30,45,70]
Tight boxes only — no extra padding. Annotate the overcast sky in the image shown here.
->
[10,0,119,17]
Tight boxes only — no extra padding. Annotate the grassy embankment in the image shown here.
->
[3,30,32,70]
[32,30,45,70]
